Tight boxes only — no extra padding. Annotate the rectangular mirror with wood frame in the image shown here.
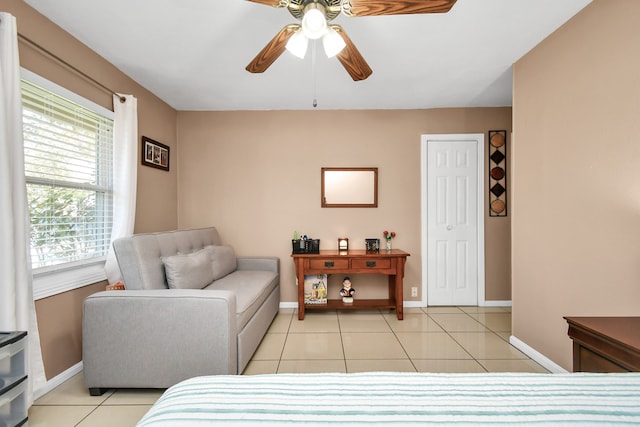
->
[321,167,378,208]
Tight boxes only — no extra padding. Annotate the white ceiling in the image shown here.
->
[24,0,591,111]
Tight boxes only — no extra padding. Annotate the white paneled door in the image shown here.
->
[421,134,485,306]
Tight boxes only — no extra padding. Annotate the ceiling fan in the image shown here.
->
[245,0,458,81]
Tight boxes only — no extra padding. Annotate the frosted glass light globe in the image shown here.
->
[286,29,309,59]
[323,27,346,58]
[302,8,327,40]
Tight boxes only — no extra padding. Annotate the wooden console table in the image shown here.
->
[292,249,410,320]
[565,316,640,372]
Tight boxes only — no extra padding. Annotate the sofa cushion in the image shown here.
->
[112,227,223,290]
[162,247,214,289]
[206,270,279,330]
[210,245,237,280]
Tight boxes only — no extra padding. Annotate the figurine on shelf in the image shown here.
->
[340,276,355,303]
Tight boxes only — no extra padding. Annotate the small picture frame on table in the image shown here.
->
[142,136,170,171]
[365,238,380,252]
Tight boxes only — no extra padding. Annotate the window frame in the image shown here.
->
[21,68,114,300]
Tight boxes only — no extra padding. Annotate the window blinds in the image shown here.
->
[22,79,114,269]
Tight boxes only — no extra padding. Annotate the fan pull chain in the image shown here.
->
[312,40,318,108]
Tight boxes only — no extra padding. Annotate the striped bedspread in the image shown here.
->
[137,372,640,426]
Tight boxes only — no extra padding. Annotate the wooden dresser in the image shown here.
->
[292,249,409,320]
[565,316,640,372]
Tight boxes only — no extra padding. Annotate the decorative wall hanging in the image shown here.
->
[142,136,170,171]
[488,130,507,217]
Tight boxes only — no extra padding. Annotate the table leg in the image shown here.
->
[389,274,403,320]
[396,274,404,320]
[296,262,305,320]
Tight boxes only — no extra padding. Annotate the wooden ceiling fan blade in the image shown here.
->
[246,0,290,8]
[246,24,300,74]
[332,25,372,81]
[342,0,457,17]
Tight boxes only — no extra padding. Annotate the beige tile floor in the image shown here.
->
[29,306,547,426]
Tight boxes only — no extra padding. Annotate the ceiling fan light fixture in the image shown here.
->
[322,26,345,58]
[285,28,309,59]
[301,7,327,40]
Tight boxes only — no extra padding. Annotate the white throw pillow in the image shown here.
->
[162,247,214,289]
[210,245,237,280]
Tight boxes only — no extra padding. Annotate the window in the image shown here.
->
[21,70,114,297]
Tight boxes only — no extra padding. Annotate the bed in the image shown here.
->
[136,372,640,426]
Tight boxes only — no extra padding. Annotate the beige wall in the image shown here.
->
[177,108,512,304]
[3,1,514,380]
[3,1,179,234]
[2,1,179,378]
[512,0,640,371]
[35,282,105,379]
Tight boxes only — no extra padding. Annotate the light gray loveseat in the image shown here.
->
[82,227,279,396]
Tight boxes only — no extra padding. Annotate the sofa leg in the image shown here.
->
[89,387,107,396]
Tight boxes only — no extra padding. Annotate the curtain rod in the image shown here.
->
[18,32,126,103]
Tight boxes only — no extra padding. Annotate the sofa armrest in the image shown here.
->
[237,257,279,274]
[82,289,238,390]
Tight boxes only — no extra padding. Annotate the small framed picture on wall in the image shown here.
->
[141,136,169,171]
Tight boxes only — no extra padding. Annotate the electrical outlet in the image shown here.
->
[411,287,418,297]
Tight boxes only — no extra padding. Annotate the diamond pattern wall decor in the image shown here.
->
[489,130,507,217]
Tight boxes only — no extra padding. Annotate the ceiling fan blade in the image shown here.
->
[332,25,372,81]
[246,0,290,8]
[341,0,457,17]
[246,24,300,74]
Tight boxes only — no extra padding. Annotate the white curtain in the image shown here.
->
[0,12,46,405]
[104,94,138,284]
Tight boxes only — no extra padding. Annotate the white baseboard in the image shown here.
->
[483,300,512,307]
[404,301,424,308]
[279,302,297,310]
[407,301,512,308]
[34,361,83,400]
[280,301,513,310]
[509,335,567,374]
[281,302,426,309]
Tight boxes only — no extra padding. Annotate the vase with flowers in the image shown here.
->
[383,230,396,251]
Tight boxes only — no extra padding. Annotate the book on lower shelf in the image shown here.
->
[304,274,328,304]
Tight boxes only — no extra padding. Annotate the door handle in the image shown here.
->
[324,261,334,267]
[446,225,453,231]
[366,261,377,267]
